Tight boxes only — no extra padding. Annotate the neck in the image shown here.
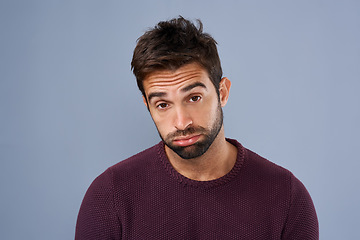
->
[164,127,237,181]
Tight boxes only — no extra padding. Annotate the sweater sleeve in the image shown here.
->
[75,168,121,240]
[281,173,319,240]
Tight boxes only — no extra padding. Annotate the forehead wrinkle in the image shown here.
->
[145,70,205,88]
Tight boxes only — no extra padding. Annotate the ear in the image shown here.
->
[219,77,231,107]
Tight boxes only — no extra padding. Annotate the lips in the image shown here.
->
[173,135,201,147]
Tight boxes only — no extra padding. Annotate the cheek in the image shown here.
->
[152,115,171,135]
[197,99,220,126]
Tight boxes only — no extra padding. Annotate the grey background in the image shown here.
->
[1,1,359,239]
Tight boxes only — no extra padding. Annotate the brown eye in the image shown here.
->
[157,103,168,109]
[190,96,201,102]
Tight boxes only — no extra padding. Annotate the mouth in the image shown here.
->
[172,135,201,147]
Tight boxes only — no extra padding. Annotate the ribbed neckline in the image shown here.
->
[157,138,245,189]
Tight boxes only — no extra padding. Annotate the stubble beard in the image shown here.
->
[157,104,223,159]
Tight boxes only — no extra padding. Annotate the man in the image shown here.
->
[75,17,318,239]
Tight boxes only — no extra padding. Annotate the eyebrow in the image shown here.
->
[180,82,207,93]
[147,82,207,103]
[147,92,167,103]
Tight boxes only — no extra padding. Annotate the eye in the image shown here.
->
[156,102,168,109]
[189,96,201,102]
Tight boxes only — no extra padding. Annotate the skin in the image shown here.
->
[142,62,237,181]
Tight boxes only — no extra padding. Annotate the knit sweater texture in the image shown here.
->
[75,139,318,239]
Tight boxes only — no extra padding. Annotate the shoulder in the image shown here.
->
[236,142,310,200]
[82,142,161,195]
[77,142,163,215]
[93,142,162,186]
[232,141,292,185]
[245,148,290,174]
[109,142,161,173]
[243,147,311,194]
[240,145,318,238]
[95,142,166,193]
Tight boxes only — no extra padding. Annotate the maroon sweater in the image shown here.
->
[76,139,318,239]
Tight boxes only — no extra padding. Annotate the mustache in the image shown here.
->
[166,126,207,140]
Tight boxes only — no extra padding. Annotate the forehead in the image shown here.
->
[143,63,211,95]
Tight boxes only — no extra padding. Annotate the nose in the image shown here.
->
[173,105,192,130]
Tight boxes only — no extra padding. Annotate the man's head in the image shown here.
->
[131,16,222,99]
[131,17,231,160]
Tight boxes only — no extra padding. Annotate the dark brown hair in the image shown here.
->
[131,16,223,97]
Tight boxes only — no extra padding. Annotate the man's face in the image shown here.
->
[143,63,226,159]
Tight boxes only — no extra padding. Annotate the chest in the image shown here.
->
[115,183,287,239]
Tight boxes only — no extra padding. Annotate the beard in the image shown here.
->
[157,104,223,159]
